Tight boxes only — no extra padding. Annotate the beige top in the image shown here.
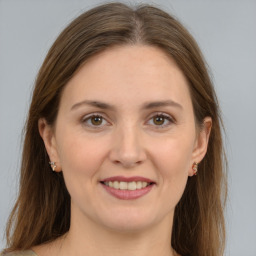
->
[1,250,37,256]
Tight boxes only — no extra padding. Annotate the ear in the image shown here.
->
[188,116,212,176]
[38,118,62,172]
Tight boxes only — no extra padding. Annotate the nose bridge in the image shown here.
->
[109,120,146,168]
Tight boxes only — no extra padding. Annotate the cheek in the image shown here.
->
[154,136,194,170]
[56,129,108,185]
[151,135,194,190]
[55,131,111,210]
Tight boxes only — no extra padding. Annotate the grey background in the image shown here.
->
[0,0,256,255]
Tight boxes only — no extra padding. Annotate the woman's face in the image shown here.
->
[40,45,210,233]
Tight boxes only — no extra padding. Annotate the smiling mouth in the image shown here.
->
[101,181,154,190]
[100,177,155,200]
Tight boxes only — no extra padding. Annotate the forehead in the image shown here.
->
[60,45,192,111]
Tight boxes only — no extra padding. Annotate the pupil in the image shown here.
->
[154,116,164,125]
[92,116,102,125]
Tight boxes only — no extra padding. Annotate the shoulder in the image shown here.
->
[1,250,37,256]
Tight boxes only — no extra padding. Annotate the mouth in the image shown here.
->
[100,180,154,190]
[99,176,156,200]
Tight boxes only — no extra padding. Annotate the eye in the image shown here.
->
[147,113,174,128]
[82,114,109,128]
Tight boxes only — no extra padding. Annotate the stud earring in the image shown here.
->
[49,161,57,171]
[192,162,198,176]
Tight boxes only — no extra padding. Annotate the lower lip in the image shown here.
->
[100,183,154,200]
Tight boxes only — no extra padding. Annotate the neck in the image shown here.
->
[58,205,176,256]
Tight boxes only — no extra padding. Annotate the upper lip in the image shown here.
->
[100,176,155,183]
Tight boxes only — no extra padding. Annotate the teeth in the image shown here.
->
[120,181,128,190]
[113,181,119,189]
[136,181,142,189]
[128,181,136,190]
[142,181,147,188]
[103,181,151,190]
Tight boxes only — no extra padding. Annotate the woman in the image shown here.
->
[2,2,227,256]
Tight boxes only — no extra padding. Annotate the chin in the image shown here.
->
[104,220,153,234]
[98,209,161,233]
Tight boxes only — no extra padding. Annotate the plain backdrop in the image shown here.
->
[0,0,256,255]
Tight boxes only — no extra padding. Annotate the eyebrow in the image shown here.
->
[70,99,183,111]
[142,100,183,110]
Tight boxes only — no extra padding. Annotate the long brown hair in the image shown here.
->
[4,3,227,256]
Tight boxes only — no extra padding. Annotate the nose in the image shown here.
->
[108,125,147,168]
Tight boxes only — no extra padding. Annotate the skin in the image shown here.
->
[37,45,211,256]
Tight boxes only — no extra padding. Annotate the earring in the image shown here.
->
[192,162,198,176]
[49,161,57,171]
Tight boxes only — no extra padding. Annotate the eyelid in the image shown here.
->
[81,111,175,129]
[146,112,175,128]
[81,112,110,128]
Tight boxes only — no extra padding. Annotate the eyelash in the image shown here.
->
[81,112,175,129]
[81,114,109,129]
[147,113,175,128]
